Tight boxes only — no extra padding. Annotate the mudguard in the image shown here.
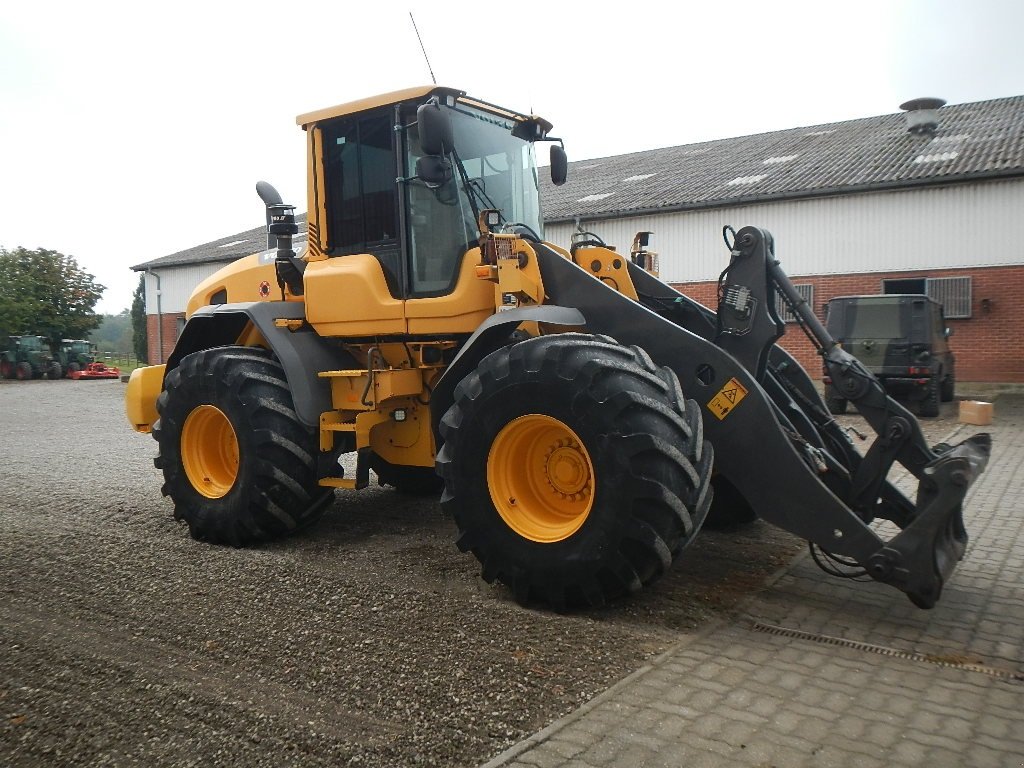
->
[168,302,352,427]
[429,305,586,442]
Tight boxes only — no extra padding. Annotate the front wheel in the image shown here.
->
[15,362,31,381]
[153,346,332,545]
[437,334,713,610]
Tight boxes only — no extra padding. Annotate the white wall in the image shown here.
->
[544,179,1024,282]
[143,262,233,314]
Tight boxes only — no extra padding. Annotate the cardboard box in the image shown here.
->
[959,400,994,426]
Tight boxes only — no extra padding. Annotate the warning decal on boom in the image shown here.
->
[707,377,749,420]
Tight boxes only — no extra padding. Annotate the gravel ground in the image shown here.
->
[0,379,963,767]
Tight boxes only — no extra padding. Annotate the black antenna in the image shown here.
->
[409,12,437,85]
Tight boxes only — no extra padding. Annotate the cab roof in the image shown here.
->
[295,86,464,128]
[295,86,550,132]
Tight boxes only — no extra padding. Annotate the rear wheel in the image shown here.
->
[919,373,940,417]
[0,359,12,379]
[437,334,713,610]
[15,362,31,381]
[153,346,332,545]
[824,384,847,415]
[48,362,62,379]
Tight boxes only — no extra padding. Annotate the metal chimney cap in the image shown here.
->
[900,97,947,111]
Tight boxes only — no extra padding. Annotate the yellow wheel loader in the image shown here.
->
[126,87,990,610]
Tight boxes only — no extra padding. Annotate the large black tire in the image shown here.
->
[0,359,13,379]
[48,361,62,380]
[437,334,713,610]
[15,362,32,381]
[940,371,955,402]
[369,453,444,496]
[67,362,81,378]
[153,346,332,545]
[919,373,940,417]
[823,383,847,415]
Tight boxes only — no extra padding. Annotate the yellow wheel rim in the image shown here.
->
[487,414,595,543]
[181,405,239,499]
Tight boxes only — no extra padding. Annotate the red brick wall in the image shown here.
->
[671,264,1024,383]
[145,313,185,364]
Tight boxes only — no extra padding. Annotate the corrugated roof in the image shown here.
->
[132,215,308,271]
[540,96,1024,223]
[134,96,1023,270]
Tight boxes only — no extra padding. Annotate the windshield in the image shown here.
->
[405,103,542,296]
[20,337,42,351]
[71,341,91,353]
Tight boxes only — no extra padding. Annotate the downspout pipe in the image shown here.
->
[146,269,163,364]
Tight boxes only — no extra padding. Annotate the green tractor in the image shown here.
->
[1,335,62,380]
[55,339,98,377]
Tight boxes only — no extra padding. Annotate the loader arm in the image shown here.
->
[533,230,990,608]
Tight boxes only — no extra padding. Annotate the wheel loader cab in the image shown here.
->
[300,87,547,337]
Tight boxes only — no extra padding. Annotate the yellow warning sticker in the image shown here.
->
[707,377,749,420]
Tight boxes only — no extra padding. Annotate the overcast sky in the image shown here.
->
[2,0,1022,313]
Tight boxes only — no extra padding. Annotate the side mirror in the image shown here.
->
[550,145,568,186]
[416,155,453,186]
[417,102,453,156]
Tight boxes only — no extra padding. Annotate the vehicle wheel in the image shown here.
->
[370,454,443,495]
[824,383,848,415]
[940,372,955,402]
[68,362,81,378]
[919,373,940,417]
[436,334,713,610]
[0,360,12,379]
[48,362,62,379]
[153,346,332,545]
[703,475,757,529]
[15,362,32,380]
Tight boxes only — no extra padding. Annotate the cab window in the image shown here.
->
[322,112,402,293]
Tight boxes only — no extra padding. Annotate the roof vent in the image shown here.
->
[899,97,946,136]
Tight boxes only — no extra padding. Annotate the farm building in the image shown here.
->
[133,95,1024,382]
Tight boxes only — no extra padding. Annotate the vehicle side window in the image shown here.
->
[321,112,403,294]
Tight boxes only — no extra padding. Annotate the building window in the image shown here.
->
[882,276,972,319]
[774,283,814,323]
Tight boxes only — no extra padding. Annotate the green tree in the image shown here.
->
[0,247,105,342]
[130,273,148,363]
[90,310,133,355]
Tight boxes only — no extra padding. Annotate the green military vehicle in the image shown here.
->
[54,339,97,376]
[823,294,955,417]
[0,335,62,380]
